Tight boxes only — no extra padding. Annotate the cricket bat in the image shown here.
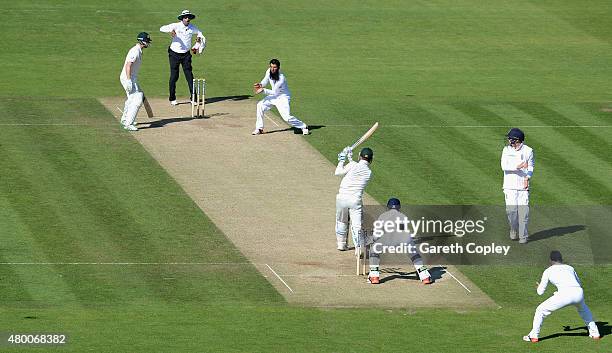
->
[143,95,154,118]
[350,122,379,150]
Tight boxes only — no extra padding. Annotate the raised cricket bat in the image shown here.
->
[350,122,379,150]
[143,95,154,118]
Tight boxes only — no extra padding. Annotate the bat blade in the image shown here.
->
[350,122,379,150]
[143,95,154,118]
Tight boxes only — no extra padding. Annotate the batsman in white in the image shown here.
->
[119,32,151,131]
[501,128,534,243]
[523,251,601,343]
[368,198,432,285]
[252,59,309,135]
[335,147,373,251]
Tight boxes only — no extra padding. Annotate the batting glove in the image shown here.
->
[337,152,346,162]
[343,147,353,160]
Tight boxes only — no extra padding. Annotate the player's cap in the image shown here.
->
[507,128,525,142]
[137,32,152,44]
[178,10,196,20]
[386,198,401,210]
[550,250,563,262]
[360,147,373,161]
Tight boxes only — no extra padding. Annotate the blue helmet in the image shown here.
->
[507,128,524,142]
[387,198,401,210]
[360,147,373,162]
[137,32,152,47]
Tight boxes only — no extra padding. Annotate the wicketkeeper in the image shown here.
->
[119,32,151,131]
[368,198,432,285]
[335,147,373,251]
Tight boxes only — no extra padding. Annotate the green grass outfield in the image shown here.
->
[0,0,611,351]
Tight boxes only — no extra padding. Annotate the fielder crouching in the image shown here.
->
[335,147,373,252]
[368,198,432,285]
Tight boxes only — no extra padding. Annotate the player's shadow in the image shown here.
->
[538,321,609,341]
[379,266,445,284]
[138,113,228,129]
[291,125,325,134]
[205,95,251,104]
[529,225,586,242]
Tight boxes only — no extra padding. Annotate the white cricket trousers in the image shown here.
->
[256,94,306,130]
[529,287,600,338]
[120,77,143,127]
[503,189,529,240]
[335,194,364,247]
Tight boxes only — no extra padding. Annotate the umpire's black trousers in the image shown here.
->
[168,47,194,101]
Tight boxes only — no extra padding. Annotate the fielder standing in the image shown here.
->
[252,59,309,135]
[119,32,152,131]
[523,251,601,343]
[501,128,534,243]
[335,147,373,252]
[368,198,432,285]
[160,10,206,105]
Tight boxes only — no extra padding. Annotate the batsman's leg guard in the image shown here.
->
[368,265,380,284]
[335,197,349,250]
[415,264,432,284]
[125,91,143,126]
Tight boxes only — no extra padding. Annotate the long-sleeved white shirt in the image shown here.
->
[501,143,534,190]
[119,44,142,81]
[335,159,372,198]
[536,264,582,295]
[159,22,205,53]
[260,69,291,97]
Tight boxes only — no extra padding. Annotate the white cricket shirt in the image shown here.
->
[260,69,291,97]
[119,44,142,81]
[159,22,204,53]
[501,143,534,190]
[537,264,582,295]
[335,159,372,198]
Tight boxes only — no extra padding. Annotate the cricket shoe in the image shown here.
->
[170,100,178,106]
[337,243,347,251]
[123,125,138,131]
[251,128,264,135]
[367,271,380,284]
[422,277,432,285]
[522,335,538,343]
[302,127,309,135]
[590,335,601,340]
[519,238,528,244]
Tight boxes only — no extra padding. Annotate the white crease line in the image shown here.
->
[0,262,251,265]
[265,263,294,294]
[0,123,91,126]
[116,106,123,114]
[324,125,612,128]
[445,269,472,293]
[264,113,280,127]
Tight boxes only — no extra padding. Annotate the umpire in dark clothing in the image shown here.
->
[159,10,206,105]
